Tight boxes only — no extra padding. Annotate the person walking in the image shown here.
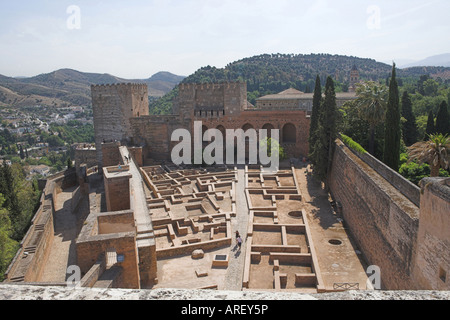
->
[237,235,242,251]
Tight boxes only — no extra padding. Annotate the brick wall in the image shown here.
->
[76,233,140,289]
[130,116,191,162]
[76,211,141,289]
[101,142,122,168]
[413,178,450,290]
[197,109,310,159]
[103,167,131,212]
[328,140,420,290]
[95,82,311,165]
[128,147,143,167]
[137,245,158,287]
[75,147,97,175]
[98,211,135,235]
[176,82,247,120]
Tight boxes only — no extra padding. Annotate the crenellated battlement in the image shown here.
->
[91,83,148,93]
[178,81,245,92]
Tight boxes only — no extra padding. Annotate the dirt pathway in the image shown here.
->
[294,165,369,291]
[40,187,89,283]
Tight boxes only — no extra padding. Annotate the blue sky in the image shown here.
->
[0,0,449,78]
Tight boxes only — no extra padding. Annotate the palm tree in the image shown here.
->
[355,81,388,155]
[407,133,450,177]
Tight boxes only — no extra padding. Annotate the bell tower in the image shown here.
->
[349,65,360,92]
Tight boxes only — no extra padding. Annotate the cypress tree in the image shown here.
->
[19,145,25,160]
[67,157,73,169]
[425,110,435,139]
[401,91,418,146]
[383,63,401,171]
[311,123,328,181]
[308,75,322,162]
[435,101,450,135]
[312,76,338,187]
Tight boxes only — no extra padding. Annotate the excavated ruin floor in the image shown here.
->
[36,162,369,292]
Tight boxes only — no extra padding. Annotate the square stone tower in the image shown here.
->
[175,81,247,120]
[91,83,149,167]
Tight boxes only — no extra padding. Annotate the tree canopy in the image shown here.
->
[355,81,388,155]
[401,91,418,147]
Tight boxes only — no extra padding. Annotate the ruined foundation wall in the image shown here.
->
[76,211,140,289]
[76,234,140,289]
[103,166,131,212]
[328,140,420,290]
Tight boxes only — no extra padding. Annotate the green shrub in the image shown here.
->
[341,134,367,155]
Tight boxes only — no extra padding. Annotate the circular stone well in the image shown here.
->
[288,211,303,219]
[328,239,343,246]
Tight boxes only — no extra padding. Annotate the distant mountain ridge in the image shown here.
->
[181,53,450,91]
[1,53,450,110]
[0,69,186,108]
[400,53,450,68]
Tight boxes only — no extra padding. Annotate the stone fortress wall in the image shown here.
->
[129,115,190,162]
[111,81,313,163]
[413,177,450,290]
[329,139,449,290]
[176,81,248,119]
[4,169,80,284]
[3,79,449,294]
